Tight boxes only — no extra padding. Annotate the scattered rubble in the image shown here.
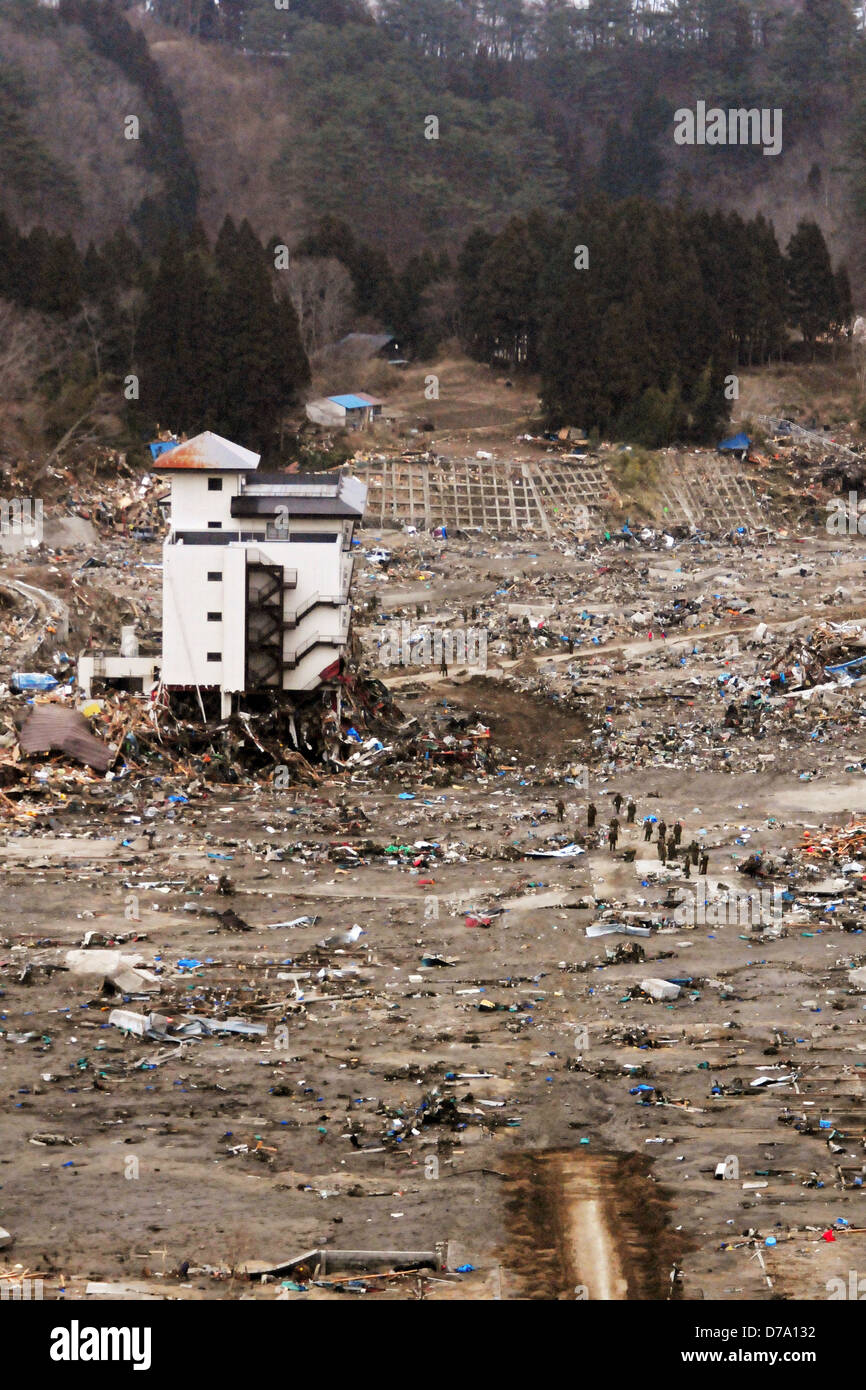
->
[2,440,866,1301]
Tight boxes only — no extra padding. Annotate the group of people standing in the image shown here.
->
[556,792,710,875]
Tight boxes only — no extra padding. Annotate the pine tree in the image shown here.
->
[474,216,548,368]
[26,229,81,317]
[785,220,838,349]
[211,218,309,453]
[136,221,309,451]
[0,211,25,303]
[751,215,788,364]
[137,232,214,432]
[457,226,497,358]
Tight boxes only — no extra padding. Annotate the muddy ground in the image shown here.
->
[3,513,866,1302]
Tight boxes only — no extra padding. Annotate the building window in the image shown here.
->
[207,612,222,622]
[207,571,222,581]
[207,521,221,529]
[208,477,223,491]
[207,652,221,662]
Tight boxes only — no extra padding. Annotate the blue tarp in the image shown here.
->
[718,432,751,452]
[826,655,866,677]
[827,655,866,671]
[149,440,179,460]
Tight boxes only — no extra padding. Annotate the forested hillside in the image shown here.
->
[2,0,864,261]
[0,0,863,460]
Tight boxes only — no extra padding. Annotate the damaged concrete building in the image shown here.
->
[78,431,367,713]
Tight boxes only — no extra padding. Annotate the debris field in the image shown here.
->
[2,438,866,1301]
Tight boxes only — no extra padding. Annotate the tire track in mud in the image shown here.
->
[500,1149,686,1300]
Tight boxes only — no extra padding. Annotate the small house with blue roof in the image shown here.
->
[305,392,385,430]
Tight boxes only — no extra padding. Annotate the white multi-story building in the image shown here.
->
[79,431,366,714]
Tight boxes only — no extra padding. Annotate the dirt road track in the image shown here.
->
[501,1150,684,1300]
[558,1155,629,1299]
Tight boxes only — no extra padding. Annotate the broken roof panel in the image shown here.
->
[18,705,111,772]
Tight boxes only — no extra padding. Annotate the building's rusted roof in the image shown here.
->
[151,431,260,472]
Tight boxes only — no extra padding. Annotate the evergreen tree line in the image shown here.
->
[138,218,309,454]
[147,0,860,70]
[0,198,852,454]
[146,0,865,136]
[457,202,852,446]
[0,211,310,457]
[0,201,452,389]
[0,205,448,410]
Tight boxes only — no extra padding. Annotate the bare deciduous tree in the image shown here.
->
[0,299,57,402]
[282,256,353,358]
